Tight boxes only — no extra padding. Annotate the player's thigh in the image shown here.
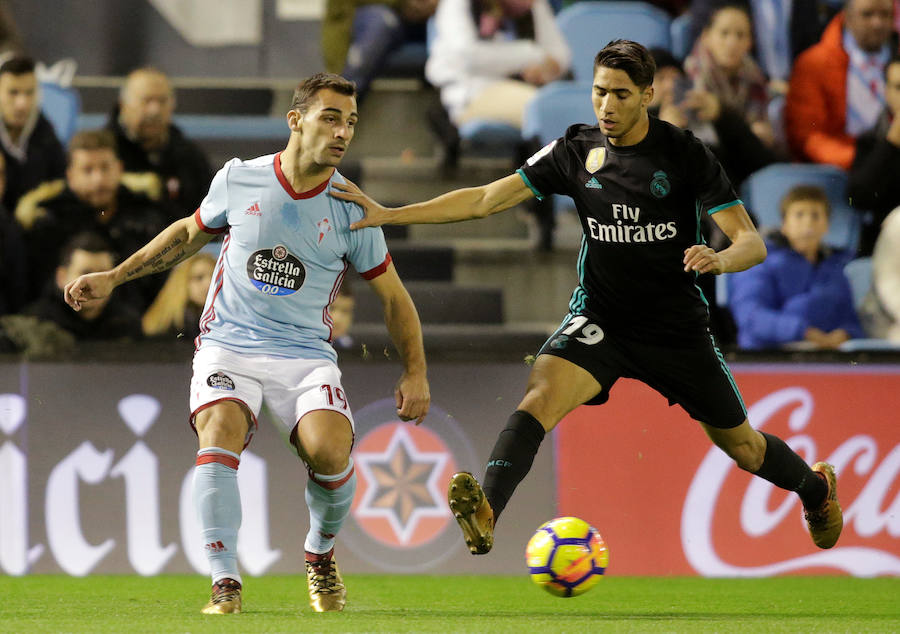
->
[189,346,264,452]
[518,354,603,431]
[265,358,355,466]
[628,333,747,429]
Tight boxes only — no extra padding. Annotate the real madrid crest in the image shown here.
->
[585,147,606,174]
[650,170,671,199]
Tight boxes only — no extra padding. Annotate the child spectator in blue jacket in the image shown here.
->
[730,185,864,349]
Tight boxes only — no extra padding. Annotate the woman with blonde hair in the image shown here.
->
[142,251,216,339]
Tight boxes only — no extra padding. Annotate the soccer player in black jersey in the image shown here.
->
[334,40,843,553]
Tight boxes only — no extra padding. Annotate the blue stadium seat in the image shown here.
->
[844,257,872,312]
[40,82,81,145]
[740,163,861,252]
[669,13,694,61]
[557,2,673,82]
[522,81,596,212]
[522,81,595,142]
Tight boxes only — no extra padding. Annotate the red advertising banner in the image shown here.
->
[555,366,900,577]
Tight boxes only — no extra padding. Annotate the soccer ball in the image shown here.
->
[525,516,609,597]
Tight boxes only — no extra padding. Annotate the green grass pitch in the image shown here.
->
[2,575,898,633]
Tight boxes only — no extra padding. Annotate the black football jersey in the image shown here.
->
[518,117,741,342]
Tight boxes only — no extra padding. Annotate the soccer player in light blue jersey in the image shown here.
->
[64,73,430,615]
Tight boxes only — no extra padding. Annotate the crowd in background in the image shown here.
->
[0,0,899,355]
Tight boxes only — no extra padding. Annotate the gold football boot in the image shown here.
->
[447,471,494,554]
[200,578,242,614]
[305,550,347,612]
[804,462,843,549]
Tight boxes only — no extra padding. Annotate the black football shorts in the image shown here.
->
[537,313,747,428]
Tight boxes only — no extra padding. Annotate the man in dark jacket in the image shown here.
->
[107,67,212,218]
[19,129,168,308]
[26,231,142,341]
[849,53,900,256]
[0,54,66,211]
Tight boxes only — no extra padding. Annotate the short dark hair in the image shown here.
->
[67,129,118,165]
[290,73,356,114]
[780,185,831,219]
[594,40,656,89]
[0,55,35,77]
[59,232,115,267]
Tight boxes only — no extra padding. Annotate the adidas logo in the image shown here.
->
[585,177,603,190]
[205,540,228,553]
[245,202,261,216]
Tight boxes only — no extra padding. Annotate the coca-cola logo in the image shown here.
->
[682,387,900,576]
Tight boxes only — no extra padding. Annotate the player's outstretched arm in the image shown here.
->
[366,263,430,425]
[683,203,767,275]
[332,174,535,229]
[64,215,215,311]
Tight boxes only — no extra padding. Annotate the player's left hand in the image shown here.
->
[683,245,725,275]
[395,372,430,425]
[331,180,392,230]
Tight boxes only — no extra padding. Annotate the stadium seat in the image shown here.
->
[522,81,595,142]
[844,257,872,312]
[740,163,861,252]
[669,13,694,61]
[40,82,81,145]
[557,2,673,82]
[522,81,596,212]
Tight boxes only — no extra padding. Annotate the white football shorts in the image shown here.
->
[189,345,355,449]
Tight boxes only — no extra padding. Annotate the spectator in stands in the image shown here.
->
[0,152,26,315]
[859,206,900,342]
[685,5,776,148]
[107,67,212,217]
[16,129,168,308]
[785,0,896,169]
[329,282,356,350]
[426,0,570,133]
[142,251,216,341]
[0,54,66,212]
[687,0,839,91]
[426,0,570,249]
[650,48,778,190]
[25,231,142,341]
[848,53,900,255]
[730,185,864,349]
[322,0,438,100]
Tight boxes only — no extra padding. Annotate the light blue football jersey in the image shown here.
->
[194,152,390,362]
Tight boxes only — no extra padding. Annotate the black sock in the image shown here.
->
[482,410,546,521]
[754,432,826,509]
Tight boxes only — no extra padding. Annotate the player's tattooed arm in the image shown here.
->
[122,235,187,280]
[64,215,214,311]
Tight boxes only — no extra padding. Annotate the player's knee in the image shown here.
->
[722,439,765,472]
[302,442,350,475]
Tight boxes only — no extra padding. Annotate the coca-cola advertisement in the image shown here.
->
[556,366,900,577]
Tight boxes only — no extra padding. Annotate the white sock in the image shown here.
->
[193,447,242,585]
[304,458,356,555]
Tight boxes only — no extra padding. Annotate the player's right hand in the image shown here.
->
[330,180,392,229]
[64,271,115,311]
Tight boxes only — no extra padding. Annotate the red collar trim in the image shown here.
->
[274,152,333,199]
